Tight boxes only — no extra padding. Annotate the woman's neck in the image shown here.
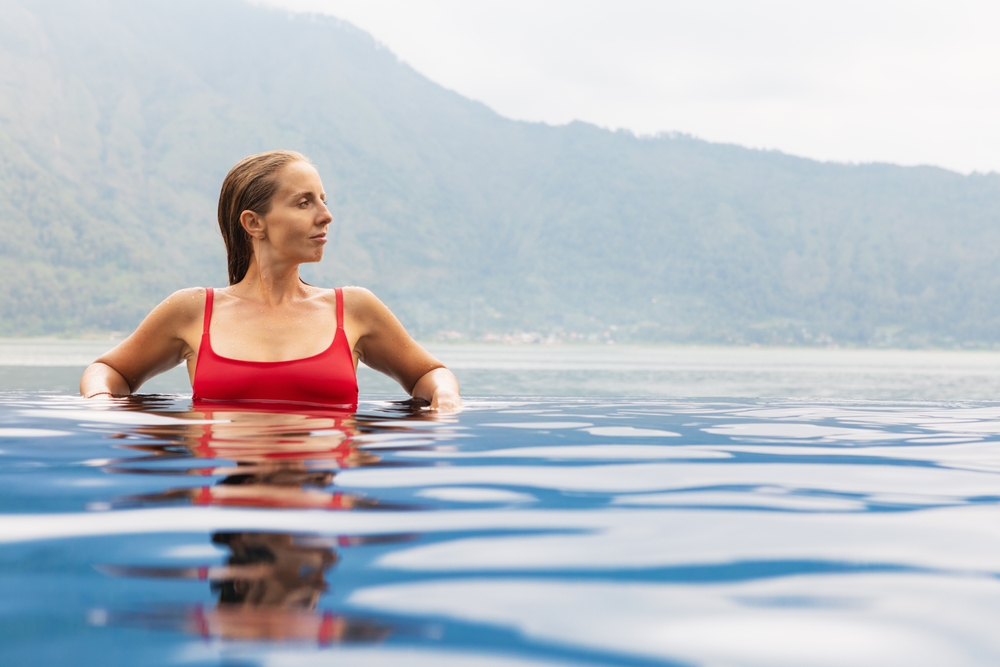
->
[234,261,307,305]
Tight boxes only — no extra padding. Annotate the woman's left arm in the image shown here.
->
[346,288,462,411]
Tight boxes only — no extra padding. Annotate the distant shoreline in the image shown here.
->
[1,336,1000,353]
[2,340,999,399]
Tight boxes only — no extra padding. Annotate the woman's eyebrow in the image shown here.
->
[287,189,327,201]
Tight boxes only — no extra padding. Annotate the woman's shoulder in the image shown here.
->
[340,286,385,314]
[165,286,210,306]
[152,287,209,322]
[126,288,208,342]
[340,285,377,301]
[304,286,390,325]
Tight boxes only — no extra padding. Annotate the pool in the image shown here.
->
[2,392,1000,666]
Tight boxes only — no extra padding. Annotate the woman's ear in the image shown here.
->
[240,210,266,240]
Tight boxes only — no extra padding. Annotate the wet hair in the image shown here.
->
[217,150,310,284]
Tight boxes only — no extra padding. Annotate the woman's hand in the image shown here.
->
[80,362,132,398]
[413,367,463,413]
[429,388,463,412]
[404,368,462,413]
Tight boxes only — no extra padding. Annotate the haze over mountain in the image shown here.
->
[1,0,999,345]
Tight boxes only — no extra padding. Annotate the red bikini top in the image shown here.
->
[192,287,359,408]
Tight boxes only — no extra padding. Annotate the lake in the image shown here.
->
[3,339,1000,399]
[1,342,1000,666]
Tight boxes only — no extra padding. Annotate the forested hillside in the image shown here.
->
[1,0,999,345]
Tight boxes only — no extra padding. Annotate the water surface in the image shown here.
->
[2,393,1000,666]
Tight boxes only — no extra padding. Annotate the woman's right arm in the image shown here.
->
[79,288,204,398]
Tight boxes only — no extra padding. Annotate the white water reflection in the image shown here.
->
[372,505,1000,572]
[20,409,223,426]
[8,503,1000,574]
[415,487,537,504]
[397,445,729,460]
[213,646,578,667]
[480,422,593,429]
[703,423,916,441]
[0,428,72,437]
[581,426,680,437]
[611,490,867,511]
[350,574,998,667]
[334,462,1000,497]
[710,442,1000,473]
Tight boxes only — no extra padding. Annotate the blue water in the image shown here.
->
[2,393,1000,666]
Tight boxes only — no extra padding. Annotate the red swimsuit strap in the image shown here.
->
[202,287,214,337]
[335,287,344,330]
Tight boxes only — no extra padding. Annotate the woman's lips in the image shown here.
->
[311,234,327,243]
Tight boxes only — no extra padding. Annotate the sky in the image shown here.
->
[260,0,1000,174]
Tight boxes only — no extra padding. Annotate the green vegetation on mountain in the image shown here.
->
[1,0,999,345]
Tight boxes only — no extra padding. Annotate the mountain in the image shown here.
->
[1,0,999,346]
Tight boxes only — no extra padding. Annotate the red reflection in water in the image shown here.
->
[92,399,438,642]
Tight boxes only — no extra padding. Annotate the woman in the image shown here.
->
[80,150,461,411]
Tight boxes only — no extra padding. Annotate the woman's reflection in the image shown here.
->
[90,399,443,642]
[102,404,418,510]
[97,531,407,642]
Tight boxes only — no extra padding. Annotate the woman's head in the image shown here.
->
[217,150,310,285]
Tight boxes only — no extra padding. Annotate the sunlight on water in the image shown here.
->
[1,392,1000,666]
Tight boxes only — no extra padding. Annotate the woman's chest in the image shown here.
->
[207,303,339,362]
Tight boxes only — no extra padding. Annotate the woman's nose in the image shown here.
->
[318,201,333,224]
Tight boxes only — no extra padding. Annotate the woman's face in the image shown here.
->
[258,161,333,265]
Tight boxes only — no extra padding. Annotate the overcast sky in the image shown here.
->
[260,0,1000,174]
